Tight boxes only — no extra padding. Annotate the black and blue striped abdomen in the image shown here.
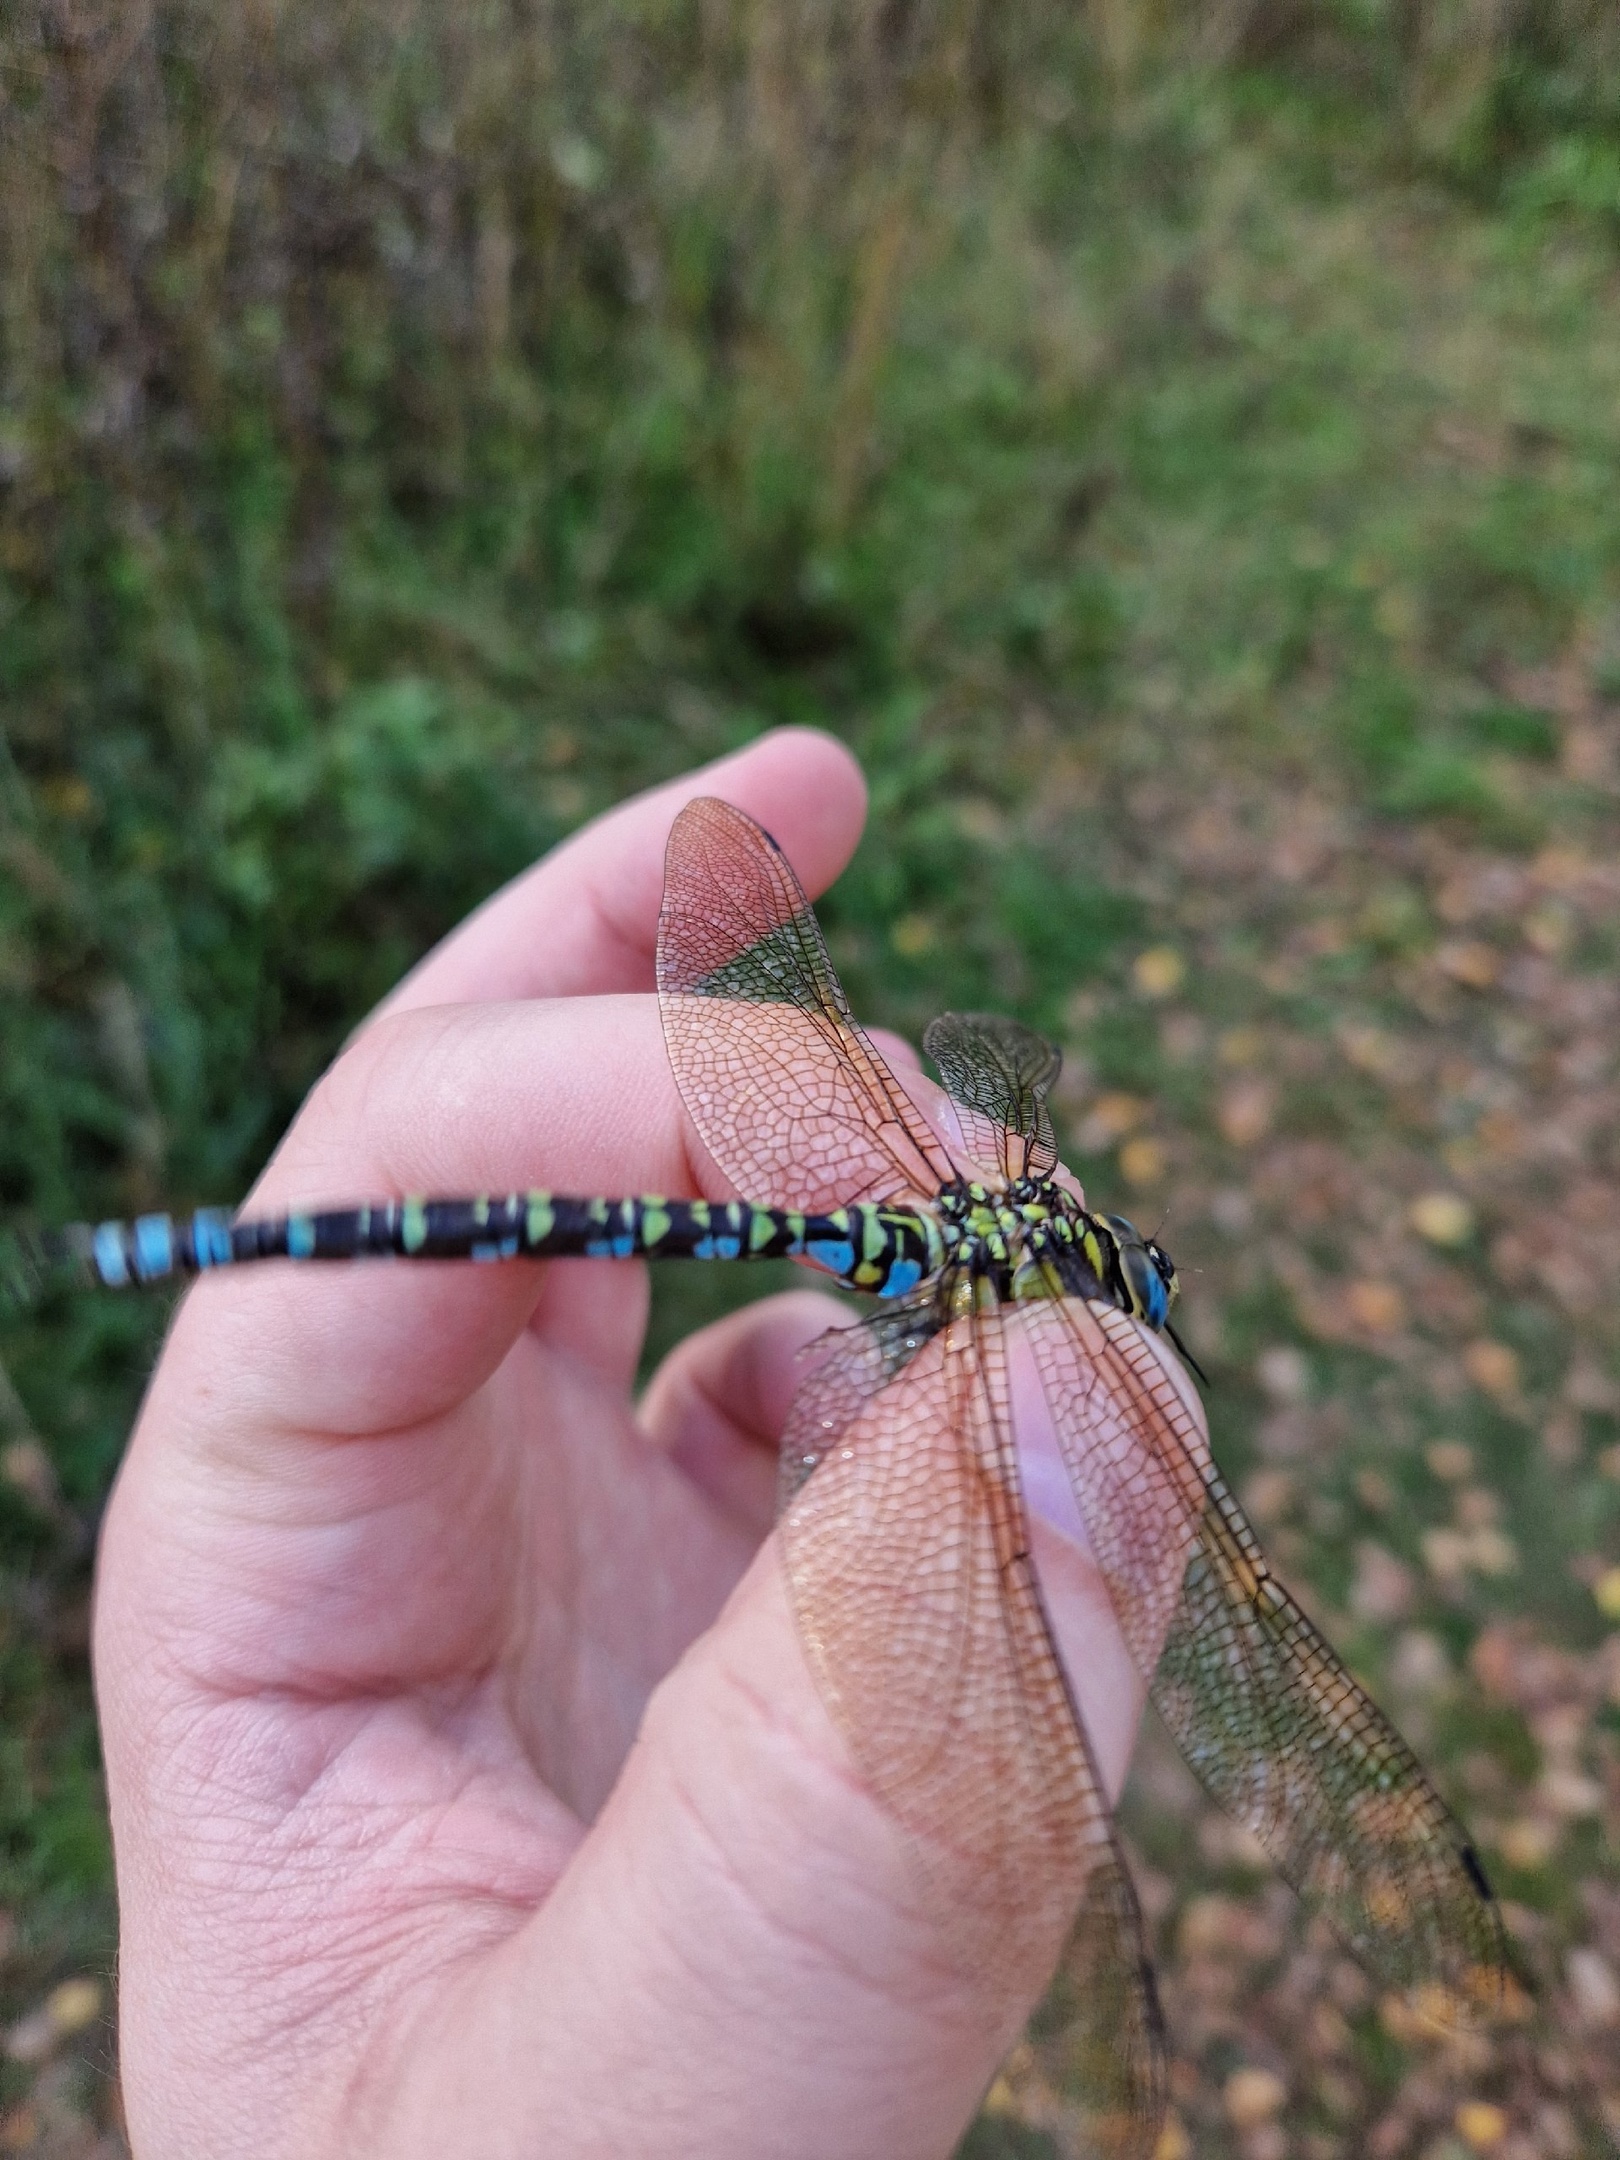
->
[54,1193,945,1302]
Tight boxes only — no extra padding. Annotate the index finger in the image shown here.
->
[377,727,866,1016]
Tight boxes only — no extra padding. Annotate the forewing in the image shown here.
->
[924,1012,1060,1182]
[779,1296,1164,2157]
[1023,1295,1505,2010]
[657,798,961,1210]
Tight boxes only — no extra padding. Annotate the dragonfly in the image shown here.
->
[20,795,1505,2155]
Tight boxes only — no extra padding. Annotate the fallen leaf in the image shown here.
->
[1454,2100,1508,2151]
[1390,1629,1451,1697]
[1152,2116,1191,2160]
[1468,1527,1518,1577]
[1422,1528,1472,1585]
[44,1977,102,2037]
[1567,1946,1620,2026]
[1224,2067,1286,2129]
[1497,1818,1556,1871]
[1538,1767,1604,1819]
[1463,1339,1520,1400]
[0,1440,58,1512]
[1077,1091,1146,1150]
[1426,1440,1474,1481]
[1525,902,1573,956]
[1347,1279,1405,1334]
[1217,1025,1265,1067]
[1350,1541,1415,1623]
[1133,945,1185,997]
[889,912,936,956]
[1119,1135,1166,1187]
[1338,1021,1407,1079]
[1244,1468,1295,1524]
[1217,1076,1275,1147]
[0,2105,39,2153]
[1256,1346,1310,1404]
[1409,1192,1474,1246]
[1438,940,1500,989]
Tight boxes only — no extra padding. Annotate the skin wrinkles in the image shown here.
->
[614,1672,1013,2070]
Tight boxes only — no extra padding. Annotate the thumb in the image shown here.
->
[371,1548,1062,2160]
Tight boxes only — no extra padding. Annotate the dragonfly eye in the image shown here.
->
[1146,1239,1179,1303]
[1100,1211,1140,1242]
[1118,1239,1170,1329]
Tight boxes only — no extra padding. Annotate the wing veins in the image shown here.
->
[658,798,961,1209]
[778,1292,1165,2155]
[1028,1294,1504,2004]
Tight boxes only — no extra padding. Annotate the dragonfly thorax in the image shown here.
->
[932,1179,1179,1331]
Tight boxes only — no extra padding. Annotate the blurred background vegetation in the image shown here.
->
[3,0,1620,2152]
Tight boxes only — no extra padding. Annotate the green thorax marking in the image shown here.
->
[932,1177,1177,1329]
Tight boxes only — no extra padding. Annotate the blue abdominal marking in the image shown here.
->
[880,1257,923,1298]
[193,1210,234,1267]
[134,1216,173,1280]
[806,1239,856,1277]
[286,1216,316,1259]
[93,1223,129,1286]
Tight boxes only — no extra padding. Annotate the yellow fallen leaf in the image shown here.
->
[1497,1817,1556,1870]
[1224,2067,1286,2129]
[1455,2100,1508,2151]
[981,2076,1017,2117]
[1119,1135,1166,1187]
[1152,2115,1191,2160]
[1464,1339,1520,1399]
[1409,1192,1474,1246]
[45,1978,103,2037]
[1133,945,1185,998]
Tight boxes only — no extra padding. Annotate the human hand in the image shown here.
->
[94,727,1184,2159]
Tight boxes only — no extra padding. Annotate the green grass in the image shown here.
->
[4,3,1620,2150]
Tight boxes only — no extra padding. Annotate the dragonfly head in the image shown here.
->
[1099,1212,1179,1331]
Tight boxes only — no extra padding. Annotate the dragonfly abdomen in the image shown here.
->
[48,1193,944,1300]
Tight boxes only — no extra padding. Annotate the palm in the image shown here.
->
[104,1142,773,1857]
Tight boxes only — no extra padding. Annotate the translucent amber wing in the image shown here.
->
[923,1012,1061,1182]
[657,797,961,1211]
[1157,1463,1504,2006]
[1023,1297,1506,2011]
[780,1299,1165,2158]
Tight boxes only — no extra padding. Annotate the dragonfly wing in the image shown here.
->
[657,797,962,1210]
[923,1012,1060,1182]
[1022,1295,1505,2010]
[780,1293,1164,2157]
[1157,1460,1505,2005]
[1012,1854,1167,2160]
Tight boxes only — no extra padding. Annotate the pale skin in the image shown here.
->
[95,727,1206,2159]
